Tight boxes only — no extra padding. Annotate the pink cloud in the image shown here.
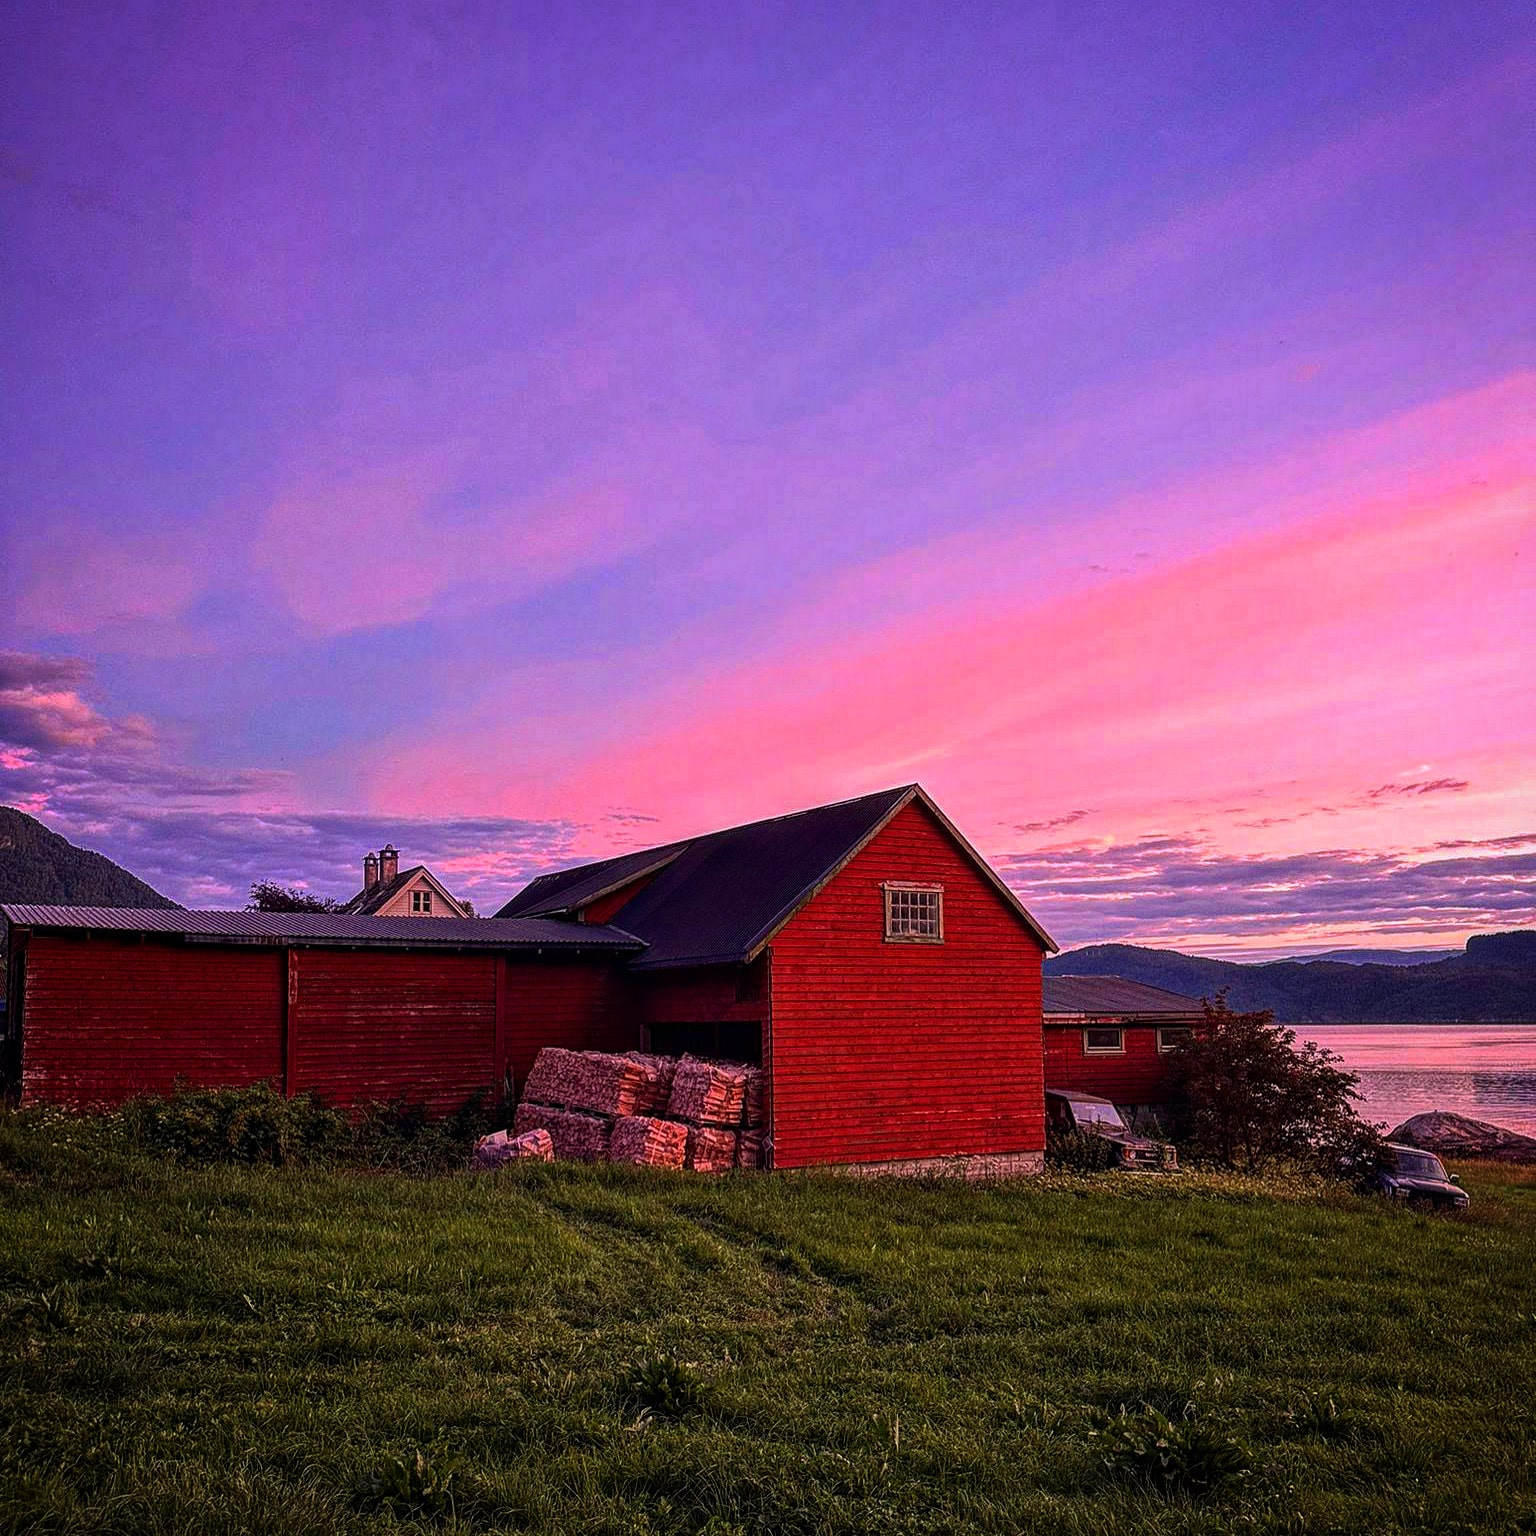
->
[368,372,1533,853]
[10,513,208,638]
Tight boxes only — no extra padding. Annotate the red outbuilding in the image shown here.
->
[3,784,1059,1174]
[1042,974,1204,1127]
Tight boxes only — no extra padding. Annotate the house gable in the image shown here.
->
[765,796,1049,1170]
[343,865,470,918]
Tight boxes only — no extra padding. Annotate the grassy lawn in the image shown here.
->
[2,1114,1533,1536]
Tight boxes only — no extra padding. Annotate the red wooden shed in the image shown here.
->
[0,910,640,1114]
[4,784,1059,1174]
[1042,974,1204,1124]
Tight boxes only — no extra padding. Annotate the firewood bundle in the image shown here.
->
[609,1114,689,1169]
[743,1066,765,1127]
[736,1127,766,1170]
[667,1055,749,1125]
[512,1101,611,1162]
[521,1048,654,1116]
[471,1127,554,1168]
[623,1052,678,1114]
[686,1125,738,1173]
[514,1047,768,1175]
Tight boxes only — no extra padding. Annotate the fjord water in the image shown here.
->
[1293,1025,1536,1135]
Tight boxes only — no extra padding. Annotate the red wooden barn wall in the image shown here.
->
[15,935,636,1115]
[1042,1023,1188,1105]
[500,958,635,1096]
[289,949,496,1114]
[18,935,283,1108]
[767,799,1046,1170]
[633,966,759,1026]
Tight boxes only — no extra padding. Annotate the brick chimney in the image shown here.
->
[378,844,399,883]
[363,851,380,889]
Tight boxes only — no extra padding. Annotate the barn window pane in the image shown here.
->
[1157,1027,1192,1053]
[883,885,943,940]
[1083,1026,1124,1054]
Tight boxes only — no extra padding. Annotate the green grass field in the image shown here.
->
[2,1112,1533,1536]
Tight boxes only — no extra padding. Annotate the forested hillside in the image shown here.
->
[1045,932,1536,1021]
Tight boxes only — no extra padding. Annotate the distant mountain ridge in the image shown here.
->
[1289,947,1459,967]
[1045,931,1536,1022]
[0,807,178,911]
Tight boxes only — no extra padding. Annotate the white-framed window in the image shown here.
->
[883,882,944,941]
[411,888,433,914]
[1082,1025,1124,1055]
[1157,1026,1193,1053]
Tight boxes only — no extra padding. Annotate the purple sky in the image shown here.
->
[2,3,1533,954]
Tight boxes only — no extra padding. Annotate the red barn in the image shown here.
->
[3,784,1058,1174]
[1042,975,1204,1127]
[0,910,641,1115]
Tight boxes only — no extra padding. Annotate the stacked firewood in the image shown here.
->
[471,1127,554,1168]
[512,1048,768,1173]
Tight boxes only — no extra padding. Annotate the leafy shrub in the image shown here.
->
[112,1083,497,1172]
[619,1353,706,1420]
[119,1082,349,1167]
[354,1447,459,1517]
[349,1090,496,1173]
[1166,997,1387,1176]
[1046,1128,1119,1174]
[1090,1402,1252,1494]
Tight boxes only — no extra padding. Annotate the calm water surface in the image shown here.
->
[1293,1025,1536,1135]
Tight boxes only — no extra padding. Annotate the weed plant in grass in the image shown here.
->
[1,1108,1534,1535]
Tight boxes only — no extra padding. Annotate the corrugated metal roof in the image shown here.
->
[499,845,688,919]
[0,906,643,951]
[1043,975,1203,1017]
[496,784,1057,969]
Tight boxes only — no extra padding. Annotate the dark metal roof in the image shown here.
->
[0,906,643,952]
[1043,975,1203,1017]
[498,845,687,920]
[496,784,1057,969]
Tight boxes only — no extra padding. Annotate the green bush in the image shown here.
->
[1090,1402,1252,1494]
[113,1083,497,1172]
[119,1082,350,1166]
[1045,1128,1119,1173]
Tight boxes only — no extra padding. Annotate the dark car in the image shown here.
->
[1375,1142,1469,1210]
[1045,1088,1176,1170]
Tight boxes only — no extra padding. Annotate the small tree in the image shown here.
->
[1166,996,1386,1176]
[246,881,341,914]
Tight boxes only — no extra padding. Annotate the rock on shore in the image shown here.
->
[1389,1111,1536,1163]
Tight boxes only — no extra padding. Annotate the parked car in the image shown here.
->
[1374,1142,1469,1211]
[1045,1089,1176,1170]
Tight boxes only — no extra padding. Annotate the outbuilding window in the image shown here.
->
[411,889,432,913]
[1157,1026,1193,1053]
[1082,1026,1124,1054]
[883,883,943,941]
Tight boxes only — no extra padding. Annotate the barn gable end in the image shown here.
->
[766,797,1047,1172]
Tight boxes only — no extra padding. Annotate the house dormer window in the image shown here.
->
[411,889,432,914]
[884,882,943,941]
